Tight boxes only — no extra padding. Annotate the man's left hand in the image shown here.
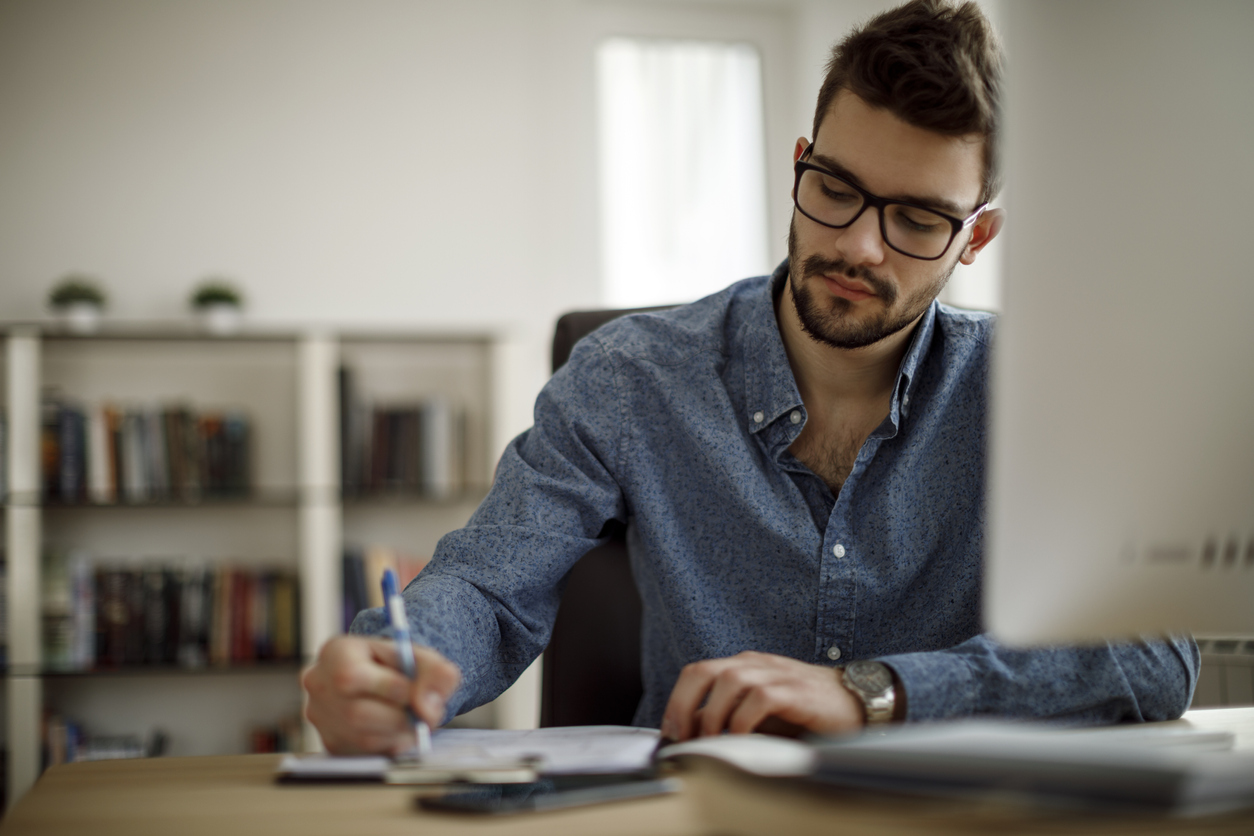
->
[660,651,865,741]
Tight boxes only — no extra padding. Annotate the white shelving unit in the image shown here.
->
[3,325,499,807]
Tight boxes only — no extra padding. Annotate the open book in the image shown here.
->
[277,725,661,784]
[279,721,1254,815]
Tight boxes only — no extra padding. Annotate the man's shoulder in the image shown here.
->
[934,302,996,351]
[585,275,769,368]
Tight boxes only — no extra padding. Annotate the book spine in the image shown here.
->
[230,570,254,664]
[341,549,367,632]
[422,398,454,499]
[41,550,73,670]
[163,408,183,502]
[62,405,86,503]
[223,412,251,497]
[0,413,7,502]
[105,406,123,502]
[86,405,113,504]
[41,399,61,501]
[70,552,95,670]
[142,567,167,664]
[177,564,207,668]
[210,565,231,667]
[123,568,145,665]
[338,366,357,496]
[371,408,388,491]
[273,573,294,660]
[145,410,169,500]
[122,411,147,503]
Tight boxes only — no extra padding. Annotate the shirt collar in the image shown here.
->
[740,261,804,435]
[739,259,940,439]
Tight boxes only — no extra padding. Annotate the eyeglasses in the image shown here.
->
[792,146,987,261]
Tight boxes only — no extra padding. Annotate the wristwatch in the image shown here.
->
[840,660,897,725]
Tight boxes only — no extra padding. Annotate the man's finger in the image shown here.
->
[410,647,462,726]
[662,659,730,741]
[699,667,761,738]
[727,684,781,735]
[322,638,412,705]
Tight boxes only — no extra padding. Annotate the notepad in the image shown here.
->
[658,722,1254,817]
[277,725,661,784]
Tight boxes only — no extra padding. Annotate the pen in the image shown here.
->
[381,568,432,758]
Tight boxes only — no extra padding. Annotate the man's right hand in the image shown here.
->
[301,636,461,755]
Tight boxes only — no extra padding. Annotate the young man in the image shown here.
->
[303,0,1196,754]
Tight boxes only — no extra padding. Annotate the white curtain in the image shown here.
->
[597,38,770,308]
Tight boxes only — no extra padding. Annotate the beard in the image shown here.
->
[787,218,959,350]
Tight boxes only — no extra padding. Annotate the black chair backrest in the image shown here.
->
[539,306,672,728]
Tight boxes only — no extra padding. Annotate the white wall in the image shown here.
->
[0,0,1001,441]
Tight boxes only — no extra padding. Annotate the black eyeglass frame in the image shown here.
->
[792,146,988,261]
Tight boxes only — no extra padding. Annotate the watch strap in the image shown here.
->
[841,660,896,725]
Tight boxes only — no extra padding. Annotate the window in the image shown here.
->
[597,38,770,308]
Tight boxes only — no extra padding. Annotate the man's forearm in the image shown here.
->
[880,633,1198,725]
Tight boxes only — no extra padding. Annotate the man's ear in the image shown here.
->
[794,137,810,163]
[959,207,1005,265]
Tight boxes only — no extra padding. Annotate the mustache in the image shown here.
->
[800,254,896,303]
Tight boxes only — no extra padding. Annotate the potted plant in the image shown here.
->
[48,275,107,334]
[190,280,244,335]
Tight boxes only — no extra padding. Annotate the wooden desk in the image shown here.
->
[5,708,1253,836]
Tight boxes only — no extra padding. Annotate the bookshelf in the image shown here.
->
[2,324,497,806]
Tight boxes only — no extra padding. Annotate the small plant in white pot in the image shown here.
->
[48,276,107,334]
[191,280,244,335]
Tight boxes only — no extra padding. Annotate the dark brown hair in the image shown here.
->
[814,0,1004,203]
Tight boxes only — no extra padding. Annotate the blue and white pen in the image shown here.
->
[381,568,432,758]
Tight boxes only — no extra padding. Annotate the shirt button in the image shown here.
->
[827,645,842,661]
[833,543,846,558]
[753,411,765,423]
[790,410,801,424]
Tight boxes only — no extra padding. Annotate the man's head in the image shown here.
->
[814,0,1002,205]
[788,0,1004,351]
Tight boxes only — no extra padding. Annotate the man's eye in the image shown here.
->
[893,211,945,234]
[820,183,859,203]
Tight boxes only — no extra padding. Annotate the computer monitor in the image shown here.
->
[984,1,1254,645]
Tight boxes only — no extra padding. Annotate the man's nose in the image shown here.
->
[834,206,887,266]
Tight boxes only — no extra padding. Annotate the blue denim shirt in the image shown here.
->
[352,262,1197,728]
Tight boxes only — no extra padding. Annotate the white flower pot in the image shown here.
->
[198,303,243,335]
[57,301,103,334]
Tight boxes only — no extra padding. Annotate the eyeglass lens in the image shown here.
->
[797,168,954,259]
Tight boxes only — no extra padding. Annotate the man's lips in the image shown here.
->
[821,272,876,302]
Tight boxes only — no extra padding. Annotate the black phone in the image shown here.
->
[417,773,681,815]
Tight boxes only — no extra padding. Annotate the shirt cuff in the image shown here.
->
[879,649,978,722]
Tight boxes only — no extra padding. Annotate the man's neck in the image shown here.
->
[777,275,921,408]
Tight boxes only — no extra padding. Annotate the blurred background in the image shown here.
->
[0,0,1003,447]
[0,0,1008,808]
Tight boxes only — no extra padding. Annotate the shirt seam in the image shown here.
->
[587,331,630,510]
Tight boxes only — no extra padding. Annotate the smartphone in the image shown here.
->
[417,773,681,815]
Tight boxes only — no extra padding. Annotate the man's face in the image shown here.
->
[788,89,990,350]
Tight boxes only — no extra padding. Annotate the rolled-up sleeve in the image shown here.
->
[350,333,627,717]
[883,633,1199,725]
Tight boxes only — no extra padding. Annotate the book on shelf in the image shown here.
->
[44,713,171,766]
[40,395,252,504]
[1,413,7,501]
[341,545,429,631]
[0,549,8,668]
[41,551,300,672]
[338,365,466,498]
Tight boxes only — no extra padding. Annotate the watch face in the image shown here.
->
[844,660,893,694]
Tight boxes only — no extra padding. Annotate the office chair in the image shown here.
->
[539,305,672,727]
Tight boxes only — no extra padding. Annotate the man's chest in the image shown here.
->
[786,400,892,495]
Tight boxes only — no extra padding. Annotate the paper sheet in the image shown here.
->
[278,724,660,780]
